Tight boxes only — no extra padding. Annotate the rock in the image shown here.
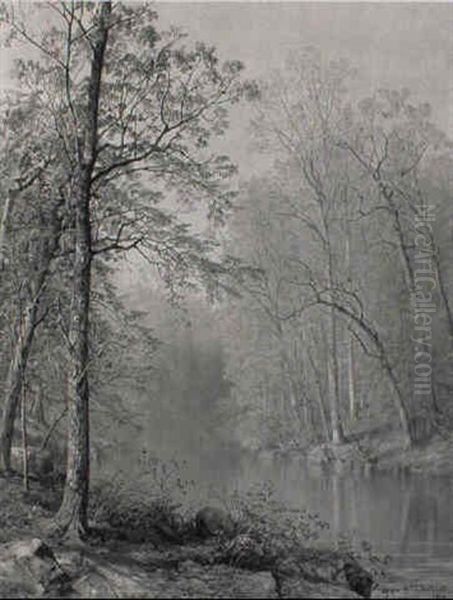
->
[343,561,373,598]
[278,576,361,598]
[274,550,372,598]
[68,553,277,598]
[153,517,181,543]
[297,548,348,586]
[175,562,277,598]
[0,538,70,597]
[195,506,235,538]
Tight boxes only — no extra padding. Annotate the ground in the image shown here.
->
[0,473,373,599]
[1,466,449,599]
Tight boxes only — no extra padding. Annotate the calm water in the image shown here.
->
[103,443,453,596]
[181,450,453,598]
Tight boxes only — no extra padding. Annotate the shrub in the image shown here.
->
[89,455,196,543]
[335,534,391,582]
[219,481,329,560]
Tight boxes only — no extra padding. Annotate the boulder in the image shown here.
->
[195,506,235,538]
[0,538,70,597]
[278,577,361,598]
[69,556,277,598]
[274,551,373,599]
[343,561,373,599]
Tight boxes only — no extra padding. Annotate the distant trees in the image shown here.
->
[224,49,453,450]
[342,89,452,439]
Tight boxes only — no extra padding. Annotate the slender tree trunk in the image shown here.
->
[310,356,331,442]
[344,228,357,422]
[328,316,344,444]
[340,159,429,442]
[379,185,437,441]
[37,381,48,428]
[435,253,453,342]
[327,247,345,445]
[304,327,331,442]
[1,123,15,271]
[0,197,63,472]
[317,385,331,442]
[348,336,357,421]
[54,2,111,537]
[21,381,29,493]
[331,472,341,536]
[274,320,302,439]
[1,307,36,472]
[0,189,16,271]
[54,171,92,535]
[317,297,414,447]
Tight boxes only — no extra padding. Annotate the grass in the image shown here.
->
[0,472,62,544]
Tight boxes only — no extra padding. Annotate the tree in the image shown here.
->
[251,49,356,444]
[340,89,453,441]
[237,50,444,448]
[0,98,64,472]
[2,1,253,536]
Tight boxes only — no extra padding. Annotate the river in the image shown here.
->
[101,440,453,597]
[179,450,453,598]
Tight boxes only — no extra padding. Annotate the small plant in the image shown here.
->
[89,455,197,543]
[221,481,329,560]
[335,533,391,584]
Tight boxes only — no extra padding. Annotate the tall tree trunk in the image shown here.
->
[434,252,453,342]
[331,472,341,536]
[379,184,436,441]
[0,307,36,472]
[327,242,344,445]
[341,157,433,443]
[344,228,357,422]
[348,336,357,421]
[54,1,111,537]
[54,171,92,535]
[21,380,29,493]
[0,197,63,472]
[317,296,414,447]
[328,313,345,444]
[0,189,16,271]
[306,342,331,442]
[304,325,330,441]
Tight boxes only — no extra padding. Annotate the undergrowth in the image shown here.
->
[89,455,196,543]
[226,481,329,547]
[336,533,391,583]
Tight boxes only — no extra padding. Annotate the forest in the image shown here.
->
[0,2,452,598]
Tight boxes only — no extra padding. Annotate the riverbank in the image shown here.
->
[0,472,375,598]
[262,426,453,476]
[377,431,453,474]
[2,467,452,598]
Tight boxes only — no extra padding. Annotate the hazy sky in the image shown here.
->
[1,2,452,175]
[155,2,453,174]
[1,2,451,295]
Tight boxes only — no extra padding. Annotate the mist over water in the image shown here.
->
[94,421,453,595]
[103,258,453,594]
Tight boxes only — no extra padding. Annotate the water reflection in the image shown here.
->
[176,450,453,583]
[106,446,453,591]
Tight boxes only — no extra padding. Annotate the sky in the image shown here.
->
[153,2,453,174]
[0,2,452,303]
[1,1,452,175]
